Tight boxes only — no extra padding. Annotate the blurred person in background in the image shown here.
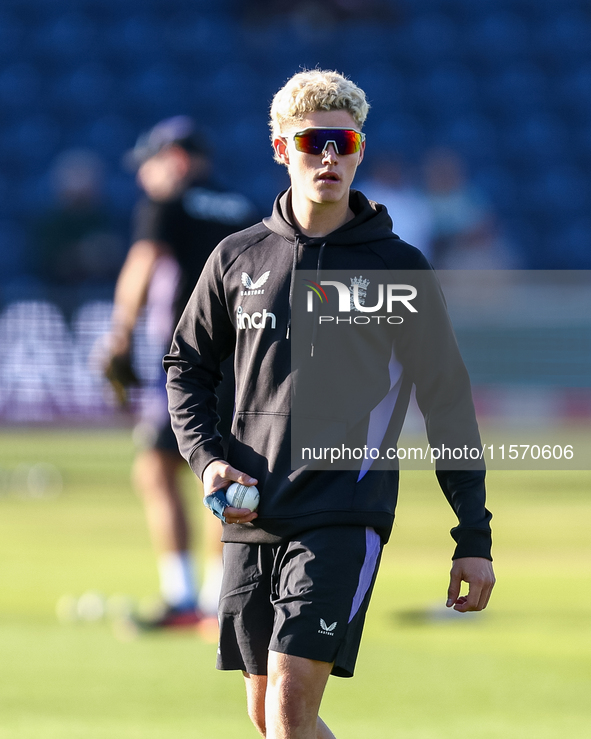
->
[32,149,125,310]
[357,151,434,262]
[104,116,258,631]
[422,147,517,269]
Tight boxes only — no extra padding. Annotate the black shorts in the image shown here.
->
[217,525,382,678]
[133,380,180,453]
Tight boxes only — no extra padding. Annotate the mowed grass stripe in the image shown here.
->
[0,430,590,738]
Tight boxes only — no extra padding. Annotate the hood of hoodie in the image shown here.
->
[262,188,397,245]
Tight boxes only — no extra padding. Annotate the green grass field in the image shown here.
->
[1,429,590,738]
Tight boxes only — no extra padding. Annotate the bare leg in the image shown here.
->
[197,500,224,639]
[133,448,199,613]
[133,448,225,635]
[243,673,268,737]
[204,502,224,556]
[243,653,336,739]
[199,506,224,614]
[132,448,188,553]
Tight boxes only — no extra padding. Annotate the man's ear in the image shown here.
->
[273,137,289,166]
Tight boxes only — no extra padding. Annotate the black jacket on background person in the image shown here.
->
[133,177,258,329]
[164,189,492,559]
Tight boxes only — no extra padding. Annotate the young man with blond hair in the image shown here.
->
[165,71,495,738]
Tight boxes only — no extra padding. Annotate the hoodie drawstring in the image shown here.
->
[286,235,299,339]
[310,242,326,357]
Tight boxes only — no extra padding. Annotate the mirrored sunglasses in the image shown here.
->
[288,127,366,156]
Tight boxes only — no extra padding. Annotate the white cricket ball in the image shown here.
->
[225,482,260,512]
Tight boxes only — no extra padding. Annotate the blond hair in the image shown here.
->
[269,70,369,162]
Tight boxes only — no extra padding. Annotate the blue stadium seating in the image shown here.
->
[536,10,591,64]
[0,0,590,273]
[0,11,25,58]
[34,12,97,61]
[372,114,427,158]
[0,64,42,110]
[0,276,48,306]
[16,173,53,215]
[552,218,591,269]
[354,65,407,116]
[2,116,61,171]
[165,13,238,61]
[498,114,569,168]
[106,14,166,62]
[483,63,547,114]
[558,65,591,120]
[84,115,137,161]
[405,13,459,61]
[104,172,139,216]
[468,11,531,62]
[412,64,478,114]
[575,123,591,166]
[51,64,115,113]
[0,221,28,281]
[472,164,516,212]
[125,63,188,113]
[436,115,498,164]
[531,166,589,215]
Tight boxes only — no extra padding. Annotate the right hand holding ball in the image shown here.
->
[225,482,260,512]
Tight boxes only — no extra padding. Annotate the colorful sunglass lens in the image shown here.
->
[293,129,363,155]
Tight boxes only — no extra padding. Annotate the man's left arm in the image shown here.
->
[399,267,495,610]
[437,470,495,612]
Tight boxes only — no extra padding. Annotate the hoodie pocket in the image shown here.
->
[228,411,291,487]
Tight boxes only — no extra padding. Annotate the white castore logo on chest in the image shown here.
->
[241,271,270,296]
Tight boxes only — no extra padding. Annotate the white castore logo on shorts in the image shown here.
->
[318,618,337,636]
[241,271,270,296]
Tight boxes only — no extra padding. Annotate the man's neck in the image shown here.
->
[290,189,354,238]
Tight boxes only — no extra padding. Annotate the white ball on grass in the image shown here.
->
[76,591,106,621]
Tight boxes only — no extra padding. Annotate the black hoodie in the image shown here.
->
[164,189,492,559]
